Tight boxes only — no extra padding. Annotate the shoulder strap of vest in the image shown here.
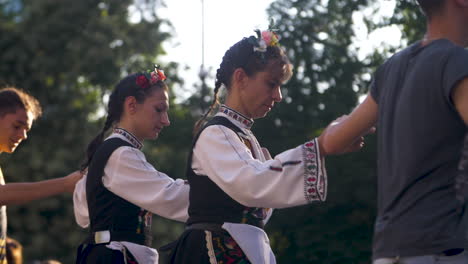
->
[193,115,246,146]
[186,115,246,176]
[87,137,134,187]
[209,115,246,133]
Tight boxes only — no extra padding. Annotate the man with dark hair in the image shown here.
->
[320,0,468,263]
[0,87,82,263]
[417,0,445,18]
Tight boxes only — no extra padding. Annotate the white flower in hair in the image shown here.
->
[254,39,268,53]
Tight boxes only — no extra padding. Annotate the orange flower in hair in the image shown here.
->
[150,67,166,83]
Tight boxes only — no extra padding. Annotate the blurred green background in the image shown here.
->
[0,0,425,263]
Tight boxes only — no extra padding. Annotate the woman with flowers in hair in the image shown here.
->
[167,30,368,264]
[73,67,189,264]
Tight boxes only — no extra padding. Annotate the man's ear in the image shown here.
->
[123,96,138,115]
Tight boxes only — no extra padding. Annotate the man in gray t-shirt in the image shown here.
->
[321,0,468,263]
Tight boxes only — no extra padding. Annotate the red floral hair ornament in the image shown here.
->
[136,75,150,89]
[135,65,167,89]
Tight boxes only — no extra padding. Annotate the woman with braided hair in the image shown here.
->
[73,67,189,263]
[167,31,368,264]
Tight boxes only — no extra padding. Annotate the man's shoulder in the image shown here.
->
[373,43,417,81]
[378,39,465,73]
[422,39,468,60]
[383,41,421,65]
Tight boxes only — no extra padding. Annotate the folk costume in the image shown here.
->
[169,105,327,264]
[74,128,189,264]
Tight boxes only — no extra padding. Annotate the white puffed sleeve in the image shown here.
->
[73,146,189,227]
[192,125,327,209]
[73,175,89,228]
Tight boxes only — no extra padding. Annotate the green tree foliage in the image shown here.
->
[389,0,425,43]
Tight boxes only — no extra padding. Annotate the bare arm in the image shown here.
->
[452,77,468,125]
[319,94,378,155]
[0,170,82,206]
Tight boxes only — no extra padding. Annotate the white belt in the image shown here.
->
[94,230,111,244]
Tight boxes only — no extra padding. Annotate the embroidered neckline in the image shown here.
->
[219,105,254,129]
[113,128,143,150]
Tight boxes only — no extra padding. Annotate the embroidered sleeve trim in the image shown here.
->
[302,138,327,202]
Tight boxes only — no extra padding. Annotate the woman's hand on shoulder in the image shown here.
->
[63,170,85,193]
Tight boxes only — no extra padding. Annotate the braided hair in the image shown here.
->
[81,73,168,171]
[193,34,293,133]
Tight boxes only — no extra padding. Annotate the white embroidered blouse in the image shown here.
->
[193,105,327,208]
[73,130,189,263]
[74,131,189,226]
[192,105,327,264]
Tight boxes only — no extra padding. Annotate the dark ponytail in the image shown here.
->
[193,33,292,133]
[81,72,167,171]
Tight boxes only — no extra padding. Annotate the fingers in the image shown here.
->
[80,167,88,175]
[347,137,365,153]
[365,126,377,135]
[65,170,85,193]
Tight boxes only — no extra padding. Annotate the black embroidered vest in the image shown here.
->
[86,138,152,246]
[187,116,265,228]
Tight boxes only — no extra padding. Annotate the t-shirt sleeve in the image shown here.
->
[370,66,384,104]
[443,46,468,106]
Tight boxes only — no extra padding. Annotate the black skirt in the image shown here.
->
[168,229,251,264]
[75,243,138,264]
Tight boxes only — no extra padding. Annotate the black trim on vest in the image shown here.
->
[187,116,265,228]
[86,138,152,246]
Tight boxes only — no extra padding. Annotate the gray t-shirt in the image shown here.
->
[370,39,468,259]
[456,134,468,202]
